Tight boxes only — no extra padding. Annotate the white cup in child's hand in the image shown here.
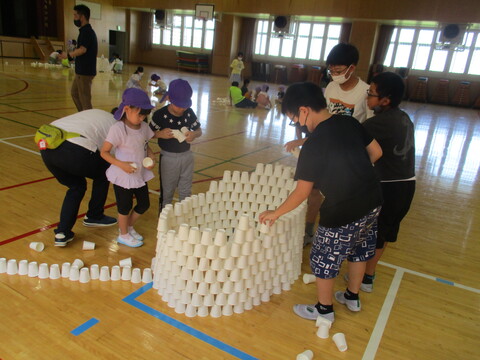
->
[130,162,137,172]
[142,157,154,168]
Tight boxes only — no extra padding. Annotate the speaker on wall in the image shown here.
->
[273,16,291,32]
[155,10,165,23]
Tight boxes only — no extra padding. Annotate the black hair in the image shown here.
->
[281,82,327,116]
[57,50,63,54]
[73,4,90,21]
[243,79,250,85]
[111,107,118,115]
[237,52,243,57]
[72,39,77,45]
[326,43,359,66]
[120,106,152,121]
[231,81,239,87]
[371,72,405,108]
[264,85,269,92]
[134,66,144,74]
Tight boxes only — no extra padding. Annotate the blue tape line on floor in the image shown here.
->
[71,318,99,336]
[436,278,454,286]
[123,283,258,360]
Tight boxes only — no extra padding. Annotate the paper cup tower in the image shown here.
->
[152,163,307,317]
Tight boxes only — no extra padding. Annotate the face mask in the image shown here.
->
[373,105,384,114]
[331,65,352,85]
[299,124,310,135]
[74,19,82,27]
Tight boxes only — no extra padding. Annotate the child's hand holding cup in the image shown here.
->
[142,157,154,170]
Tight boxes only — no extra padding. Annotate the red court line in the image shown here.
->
[0,176,55,191]
[0,74,29,98]
[0,203,117,246]
[0,107,74,114]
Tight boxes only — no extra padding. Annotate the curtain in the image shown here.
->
[339,23,352,43]
[373,25,395,64]
[238,17,256,77]
[139,12,153,52]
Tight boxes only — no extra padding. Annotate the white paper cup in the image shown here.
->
[121,266,132,281]
[79,268,91,283]
[28,262,38,277]
[82,241,95,250]
[119,257,132,267]
[0,258,6,273]
[49,264,61,279]
[332,332,348,352]
[296,350,313,360]
[316,316,333,328]
[142,268,153,283]
[90,264,100,280]
[38,263,49,279]
[18,260,29,275]
[72,259,84,268]
[99,266,110,281]
[69,265,80,281]
[131,268,142,283]
[303,273,316,284]
[61,262,71,278]
[142,157,154,168]
[29,242,45,252]
[316,323,330,339]
[111,266,121,281]
[7,259,18,275]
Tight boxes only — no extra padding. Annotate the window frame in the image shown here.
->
[152,13,215,53]
[253,19,342,65]
[383,25,480,80]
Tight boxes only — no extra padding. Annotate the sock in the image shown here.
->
[315,302,333,314]
[363,274,375,284]
[128,226,134,232]
[120,232,131,239]
[344,288,359,300]
[305,222,315,236]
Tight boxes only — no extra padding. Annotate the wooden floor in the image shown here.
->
[0,58,479,360]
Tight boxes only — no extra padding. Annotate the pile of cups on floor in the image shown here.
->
[152,163,307,318]
[0,257,152,284]
[31,62,63,69]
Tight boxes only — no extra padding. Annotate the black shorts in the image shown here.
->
[113,184,150,215]
[377,180,415,248]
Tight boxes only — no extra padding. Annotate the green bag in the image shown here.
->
[34,124,80,150]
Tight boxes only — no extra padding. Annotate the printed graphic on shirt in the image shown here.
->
[393,113,415,160]
[327,98,355,117]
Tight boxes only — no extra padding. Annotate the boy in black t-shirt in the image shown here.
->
[149,79,202,210]
[260,82,383,323]
[360,72,415,292]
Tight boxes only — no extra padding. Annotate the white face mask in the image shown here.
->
[330,65,352,85]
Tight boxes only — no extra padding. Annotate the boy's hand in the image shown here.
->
[184,131,195,143]
[158,128,174,139]
[259,210,279,225]
[284,139,303,152]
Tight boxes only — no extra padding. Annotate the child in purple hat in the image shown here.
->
[101,88,162,247]
[149,79,202,210]
[150,73,167,96]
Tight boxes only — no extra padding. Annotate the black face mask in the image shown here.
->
[74,19,82,27]
[299,124,310,135]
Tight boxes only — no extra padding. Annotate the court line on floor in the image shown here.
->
[379,261,480,294]
[362,269,404,360]
[0,139,40,155]
[71,318,100,336]
[0,73,29,97]
[123,283,259,360]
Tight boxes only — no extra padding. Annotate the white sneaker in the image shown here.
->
[129,228,144,242]
[343,273,374,293]
[117,234,142,248]
[334,291,361,312]
[293,304,335,323]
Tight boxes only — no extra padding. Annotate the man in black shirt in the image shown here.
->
[62,4,98,111]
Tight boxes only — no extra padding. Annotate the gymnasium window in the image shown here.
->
[152,14,215,51]
[254,19,341,62]
[384,26,480,77]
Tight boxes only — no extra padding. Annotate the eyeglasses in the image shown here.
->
[327,67,349,76]
[366,90,380,97]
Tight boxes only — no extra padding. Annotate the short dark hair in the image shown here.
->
[371,72,405,108]
[135,66,144,74]
[281,82,327,116]
[74,4,90,21]
[237,52,243,57]
[231,81,239,87]
[326,43,359,66]
[243,79,250,85]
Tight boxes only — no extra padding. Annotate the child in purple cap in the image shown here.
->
[150,73,167,96]
[101,88,162,247]
[149,79,202,210]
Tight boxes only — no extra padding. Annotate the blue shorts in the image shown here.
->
[310,206,381,279]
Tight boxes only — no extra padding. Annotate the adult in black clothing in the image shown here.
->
[61,4,98,111]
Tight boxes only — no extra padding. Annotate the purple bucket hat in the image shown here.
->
[114,88,154,120]
[161,79,193,108]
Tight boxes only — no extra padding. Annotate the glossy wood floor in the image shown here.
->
[0,58,479,360]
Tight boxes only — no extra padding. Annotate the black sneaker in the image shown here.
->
[83,215,117,227]
[54,232,74,247]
